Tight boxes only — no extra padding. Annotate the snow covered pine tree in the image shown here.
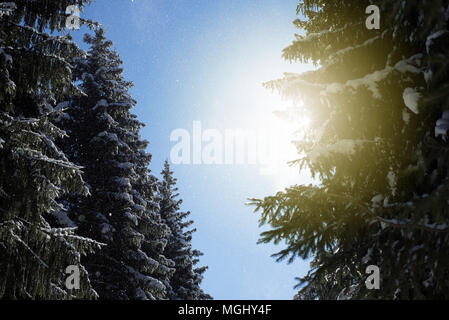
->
[0,0,104,299]
[159,161,211,300]
[250,0,449,299]
[56,28,174,300]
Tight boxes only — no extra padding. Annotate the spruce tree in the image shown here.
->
[0,0,102,299]
[56,28,174,300]
[250,0,449,299]
[159,161,212,300]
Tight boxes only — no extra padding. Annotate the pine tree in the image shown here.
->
[0,0,103,299]
[159,161,212,300]
[56,28,174,300]
[250,0,449,299]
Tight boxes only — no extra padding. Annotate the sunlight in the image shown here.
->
[248,84,312,190]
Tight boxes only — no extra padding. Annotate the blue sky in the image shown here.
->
[71,0,314,300]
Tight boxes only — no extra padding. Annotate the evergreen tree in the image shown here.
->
[159,161,212,300]
[0,0,102,299]
[250,0,449,299]
[56,28,173,300]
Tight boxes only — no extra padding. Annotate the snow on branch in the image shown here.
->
[267,53,425,101]
[14,147,83,170]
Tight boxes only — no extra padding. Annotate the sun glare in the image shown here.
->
[249,86,311,189]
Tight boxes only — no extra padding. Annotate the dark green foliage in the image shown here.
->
[250,0,449,299]
[56,28,174,300]
[0,0,102,299]
[0,2,210,300]
[159,161,212,300]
